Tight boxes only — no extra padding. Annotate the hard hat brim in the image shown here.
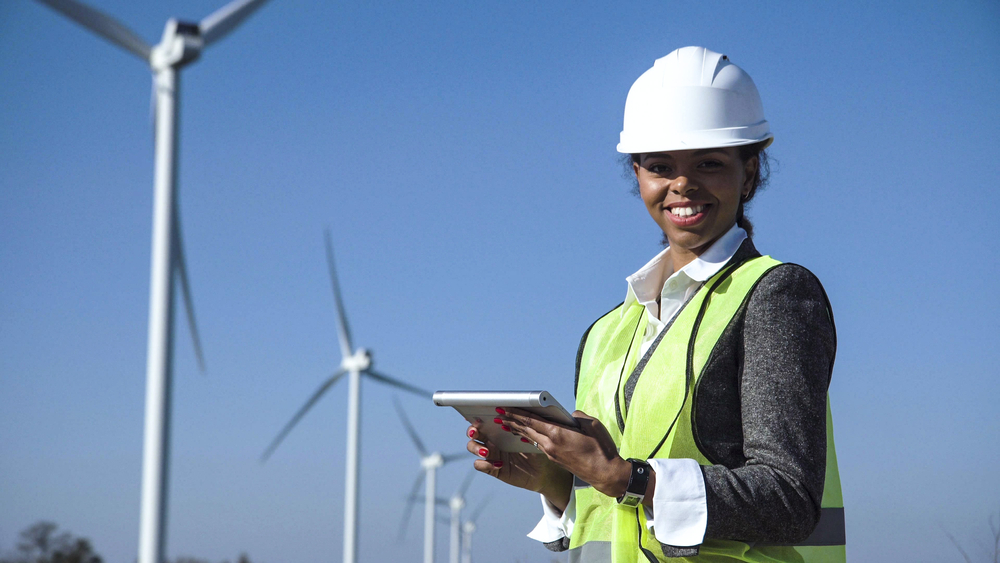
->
[617,127,773,155]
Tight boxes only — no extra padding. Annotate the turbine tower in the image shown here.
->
[395,398,467,563]
[32,2,273,563]
[261,232,432,563]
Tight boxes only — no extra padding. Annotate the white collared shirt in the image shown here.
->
[528,224,747,548]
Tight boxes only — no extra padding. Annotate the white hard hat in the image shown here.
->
[617,46,773,154]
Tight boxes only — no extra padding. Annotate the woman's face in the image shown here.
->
[634,147,756,258]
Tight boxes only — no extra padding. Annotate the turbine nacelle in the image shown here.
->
[341,348,371,373]
[462,521,476,534]
[150,19,202,70]
[449,495,466,511]
[421,452,444,470]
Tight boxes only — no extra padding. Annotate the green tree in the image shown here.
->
[0,522,101,563]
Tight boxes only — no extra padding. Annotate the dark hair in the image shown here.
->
[619,141,773,239]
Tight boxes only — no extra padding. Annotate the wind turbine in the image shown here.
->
[447,469,477,563]
[460,495,492,563]
[261,232,432,563]
[406,472,486,563]
[32,2,273,563]
[396,398,468,563]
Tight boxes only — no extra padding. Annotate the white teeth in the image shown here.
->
[669,204,705,217]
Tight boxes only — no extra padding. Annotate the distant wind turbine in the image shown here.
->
[261,232,432,563]
[406,471,487,563]
[396,398,468,563]
[461,495,492,563]
[32,2,274,563]
[448,469,478,563]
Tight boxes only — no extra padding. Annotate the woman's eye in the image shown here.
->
[648,164,671,175]
[699,160,723,170]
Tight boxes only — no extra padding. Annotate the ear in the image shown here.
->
[632,159,641,178]
[742,155,759,199]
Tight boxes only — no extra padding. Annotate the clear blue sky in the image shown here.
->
[2,1,999,562]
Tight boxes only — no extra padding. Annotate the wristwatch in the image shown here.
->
[616,458,652,507]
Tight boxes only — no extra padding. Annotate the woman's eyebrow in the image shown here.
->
[642,152,673,161]
[690,148,727,157]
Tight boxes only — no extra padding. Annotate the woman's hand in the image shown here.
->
[499,408,632,501]
[466,420,573,511]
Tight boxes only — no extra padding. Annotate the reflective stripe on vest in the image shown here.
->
[571,256,845,562]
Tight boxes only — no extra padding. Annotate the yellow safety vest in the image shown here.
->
[570,256,845,562]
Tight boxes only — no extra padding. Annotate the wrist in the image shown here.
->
[538,468,573,510]
[597,457,632,499]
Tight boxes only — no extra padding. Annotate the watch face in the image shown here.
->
[619,494,641,507]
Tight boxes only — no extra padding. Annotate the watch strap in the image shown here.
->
[616,458,651,507]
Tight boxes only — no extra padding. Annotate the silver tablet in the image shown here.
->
[433,390,578,453]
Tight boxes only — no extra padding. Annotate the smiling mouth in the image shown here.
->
[668,204,707,217]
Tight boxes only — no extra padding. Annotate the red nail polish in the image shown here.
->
[521,437,530,443]
[501,425,511,432]
[493,418,503,424]
[478,448,488,457]
[468,428,476,438]
[492,461,503,468]
[495,407,506,415]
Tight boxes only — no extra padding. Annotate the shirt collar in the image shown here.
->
[623,224,747,315]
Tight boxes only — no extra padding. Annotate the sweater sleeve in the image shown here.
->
[701,264,835,543]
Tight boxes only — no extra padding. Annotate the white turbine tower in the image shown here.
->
[395,398,467,563]
[261,232,432,563]
[32,2,273,563]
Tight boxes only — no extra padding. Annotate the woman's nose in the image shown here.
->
[670,176,694,194]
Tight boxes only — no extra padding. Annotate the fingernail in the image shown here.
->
[492,461,503,468]
[468,429,476,438]
[474,417,482,423]
[501,425,511,432]
[478,448,488,457]
[495,407,506,415]
[520,437,530,443]
[493,418,503,424]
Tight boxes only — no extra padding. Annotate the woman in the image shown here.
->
[465,47,844,562]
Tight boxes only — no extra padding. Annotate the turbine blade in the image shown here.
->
[442,452,470,464]
[364,369,432,399]
[260,369,347,462]
[397,472,425,541]
[199,0,272,46]
[35,0,151,61]
[457,467,477,497]
[469,493,493,522]
[393,396,427,456]
[407,494,449,507]
[323,230,353,360]
[173,212,206,373]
